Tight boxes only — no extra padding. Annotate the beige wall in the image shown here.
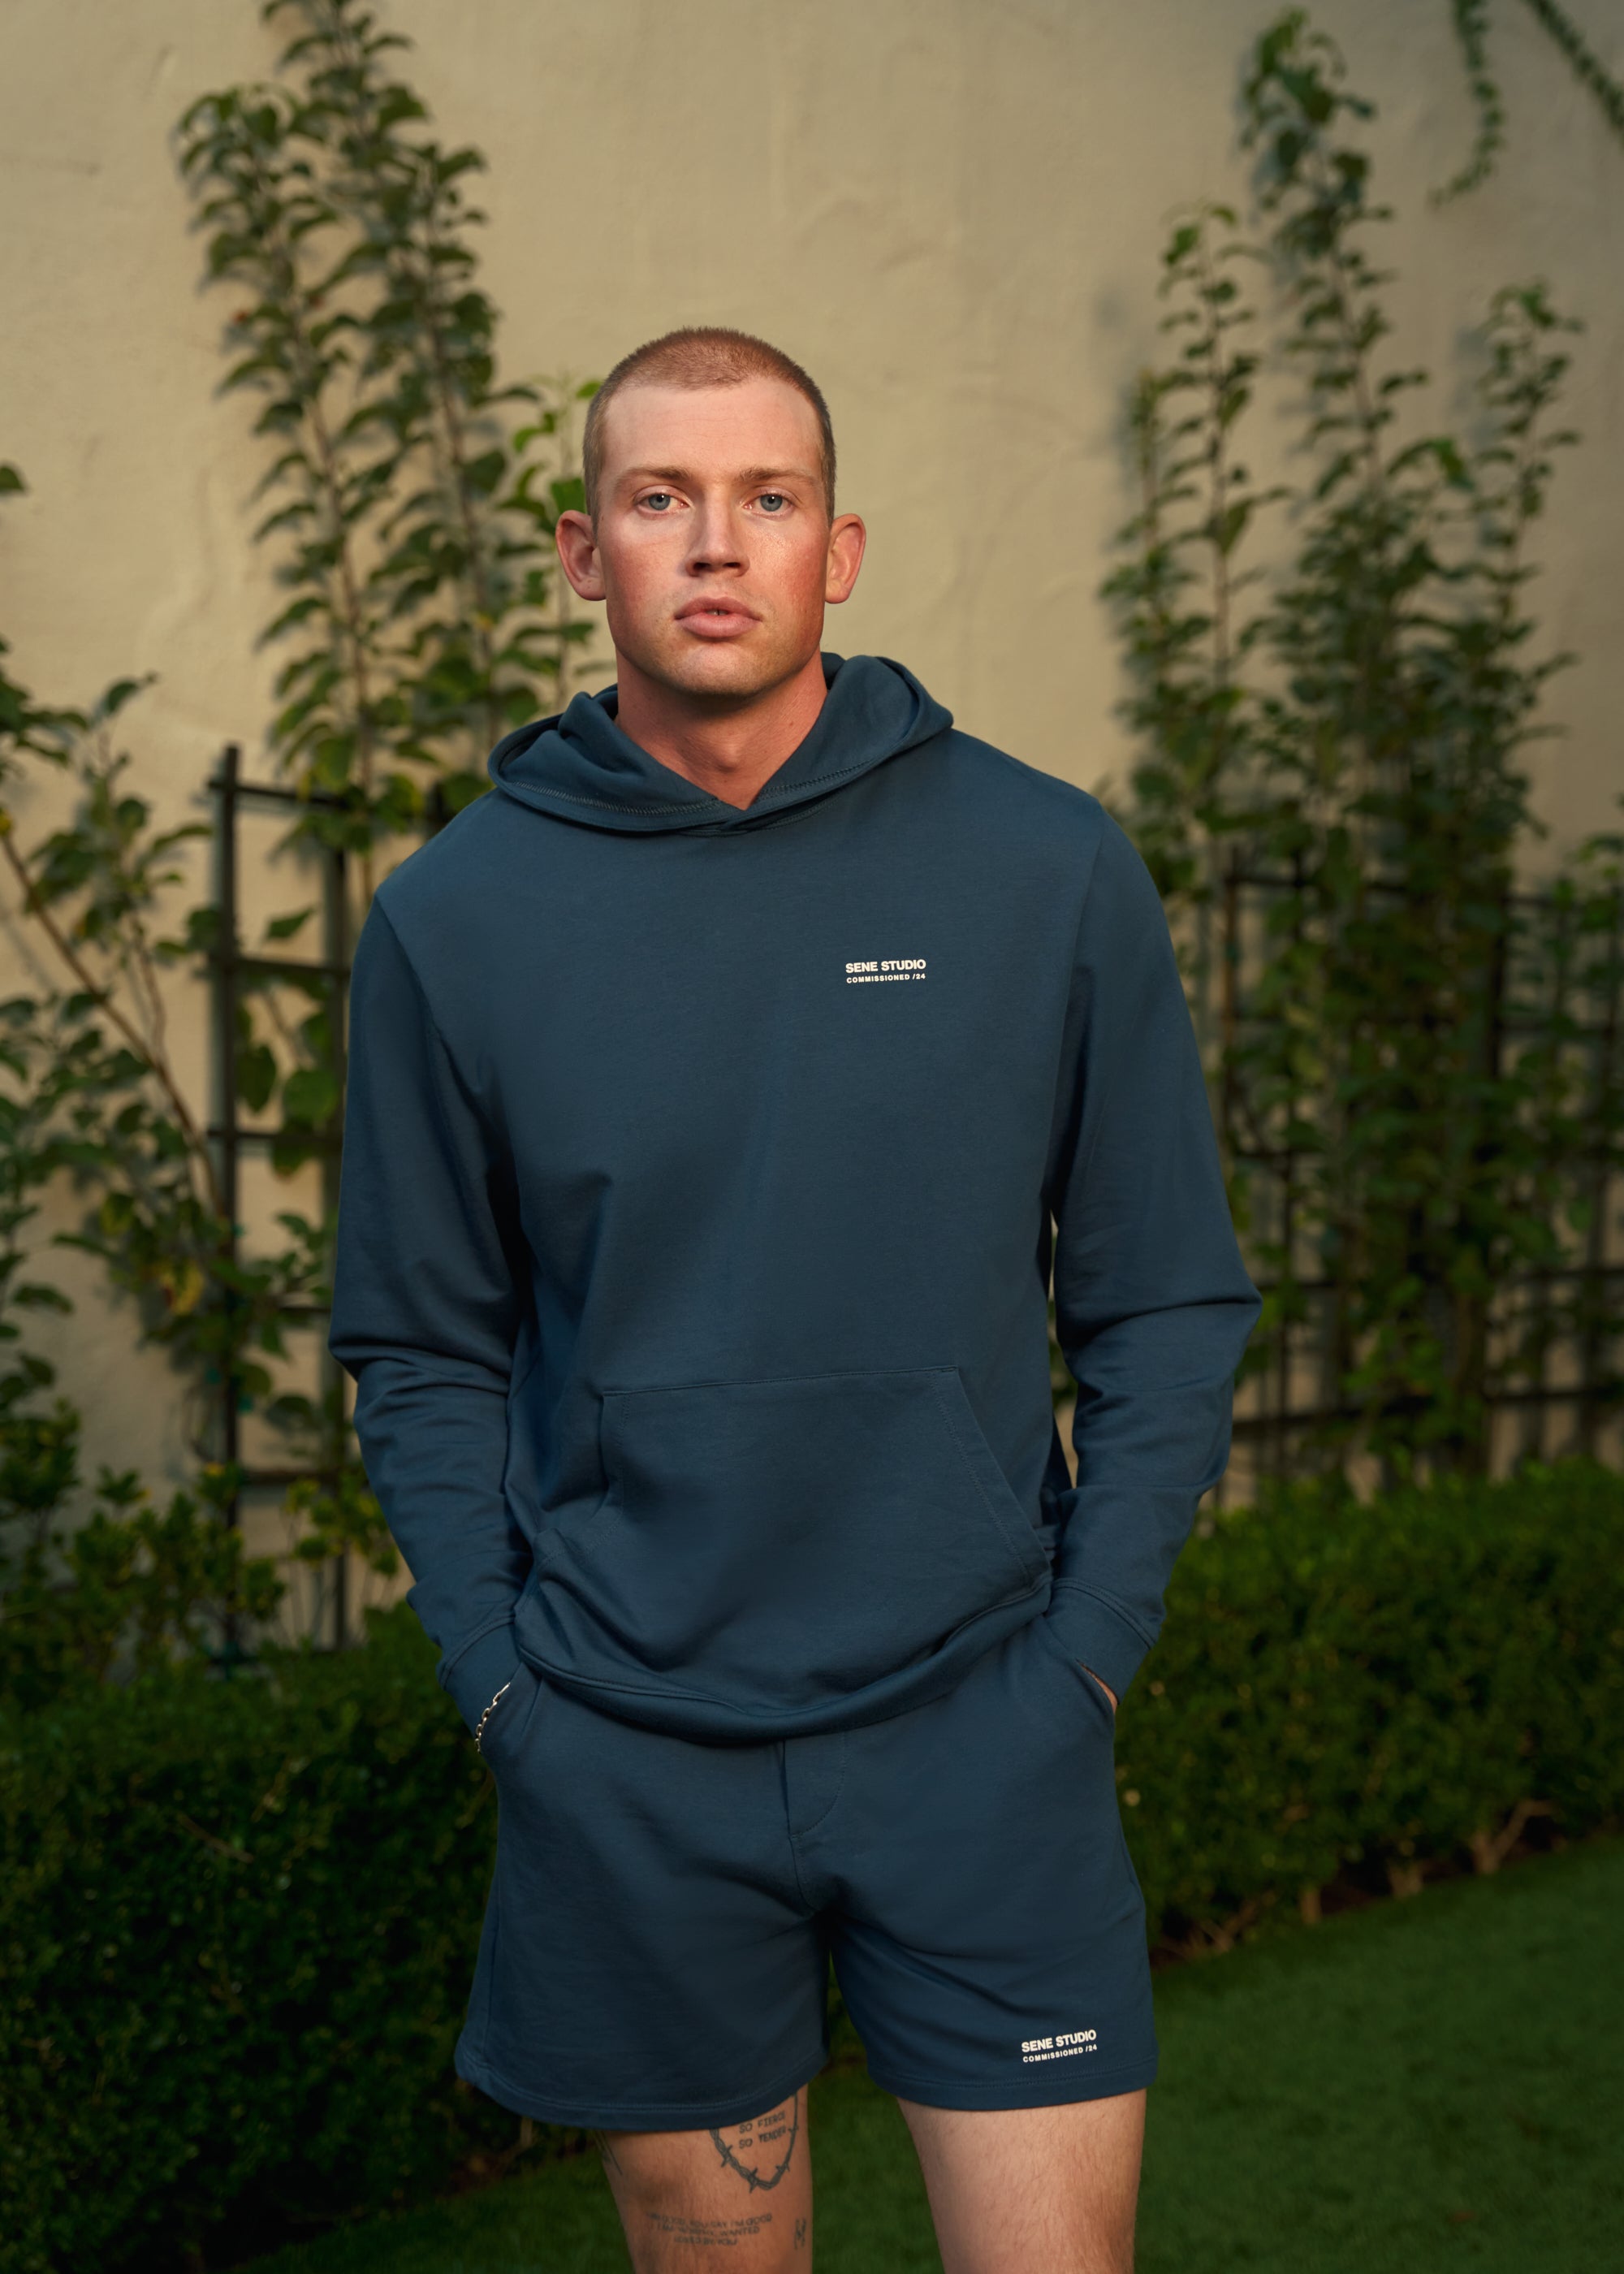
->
[2,0,1622,1528]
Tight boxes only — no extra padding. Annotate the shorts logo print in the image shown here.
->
[1021,2026,1099,2063]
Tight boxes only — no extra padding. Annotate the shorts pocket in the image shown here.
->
[538,1365,1050,1721]
[1032,1610,1118,1731]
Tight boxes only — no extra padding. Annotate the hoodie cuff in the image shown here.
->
[1043,1582,1155,1704]
[439,1616,525,1736]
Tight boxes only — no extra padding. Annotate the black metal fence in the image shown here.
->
[1214,858,1624,1495]
[208,743,353,1644]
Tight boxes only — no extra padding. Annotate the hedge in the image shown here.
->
[3,1458,1622,2272]
[1112,1459,1624,1941]
[0,1611,499,2274]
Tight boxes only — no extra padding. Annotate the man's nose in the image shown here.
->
[685,500,746,574]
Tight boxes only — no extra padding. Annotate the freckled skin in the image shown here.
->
[555,377,866,811]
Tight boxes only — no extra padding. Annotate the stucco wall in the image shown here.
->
[2,0,1622,1537]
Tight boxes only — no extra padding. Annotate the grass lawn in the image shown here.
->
[255,1835,1622,2273]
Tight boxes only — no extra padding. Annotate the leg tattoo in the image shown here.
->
[644,2210,776,2246]
[707,2090,801,2193]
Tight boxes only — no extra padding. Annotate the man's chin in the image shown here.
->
[637,640,806,708]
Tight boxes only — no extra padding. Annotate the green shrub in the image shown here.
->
[0,1608,499,2274]
[2,1461,1621,2271]
[1116,1459,1624,1943]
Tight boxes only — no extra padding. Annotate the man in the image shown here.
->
[330,325,1261,2273]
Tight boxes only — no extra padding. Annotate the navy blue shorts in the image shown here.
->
[456,1607,1157,2129]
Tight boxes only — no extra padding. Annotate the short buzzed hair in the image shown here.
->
[581,326,836,522]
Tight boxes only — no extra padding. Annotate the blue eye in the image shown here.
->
[758,492,788,513]
[642,491,674,511]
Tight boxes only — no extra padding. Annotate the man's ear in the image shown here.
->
[825,512,866,606]
[555,510,607,603]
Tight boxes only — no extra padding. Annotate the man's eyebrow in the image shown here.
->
[735,465,819,486]
[617,464,819,488]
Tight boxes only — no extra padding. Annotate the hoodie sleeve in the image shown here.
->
[328,897,533,1729]
[1042,812,1262,1703]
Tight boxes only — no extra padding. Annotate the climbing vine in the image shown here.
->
[1,0,598,1687]
[1104,10,1620,1481]
[171,0,598,1597]
[1441,0,1624,201]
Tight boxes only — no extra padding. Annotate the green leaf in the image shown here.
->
[236,1044,277,1113]
[280,1066,339,1126]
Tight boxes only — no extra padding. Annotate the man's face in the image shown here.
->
[556,377,865,706]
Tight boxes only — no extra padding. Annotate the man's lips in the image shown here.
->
[674,598,762,639]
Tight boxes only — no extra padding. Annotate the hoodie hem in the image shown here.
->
[516,1571,1052,1742]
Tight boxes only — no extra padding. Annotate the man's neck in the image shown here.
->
[612,650,828,811]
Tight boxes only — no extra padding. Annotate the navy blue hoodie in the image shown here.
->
[329,655,1261,1741]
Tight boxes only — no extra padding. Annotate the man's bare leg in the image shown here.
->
[897,2088,1146,2274]
[594,2088,812,2272]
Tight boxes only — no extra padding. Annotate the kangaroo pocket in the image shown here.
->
[530,1366,1050,1726]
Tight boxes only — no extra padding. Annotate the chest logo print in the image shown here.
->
[844,958,927,985]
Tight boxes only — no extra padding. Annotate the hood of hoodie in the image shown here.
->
[486,651,952,834]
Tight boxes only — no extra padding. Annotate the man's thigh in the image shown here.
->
[595,2088,813,2274]
[897,2089,1146,2274]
